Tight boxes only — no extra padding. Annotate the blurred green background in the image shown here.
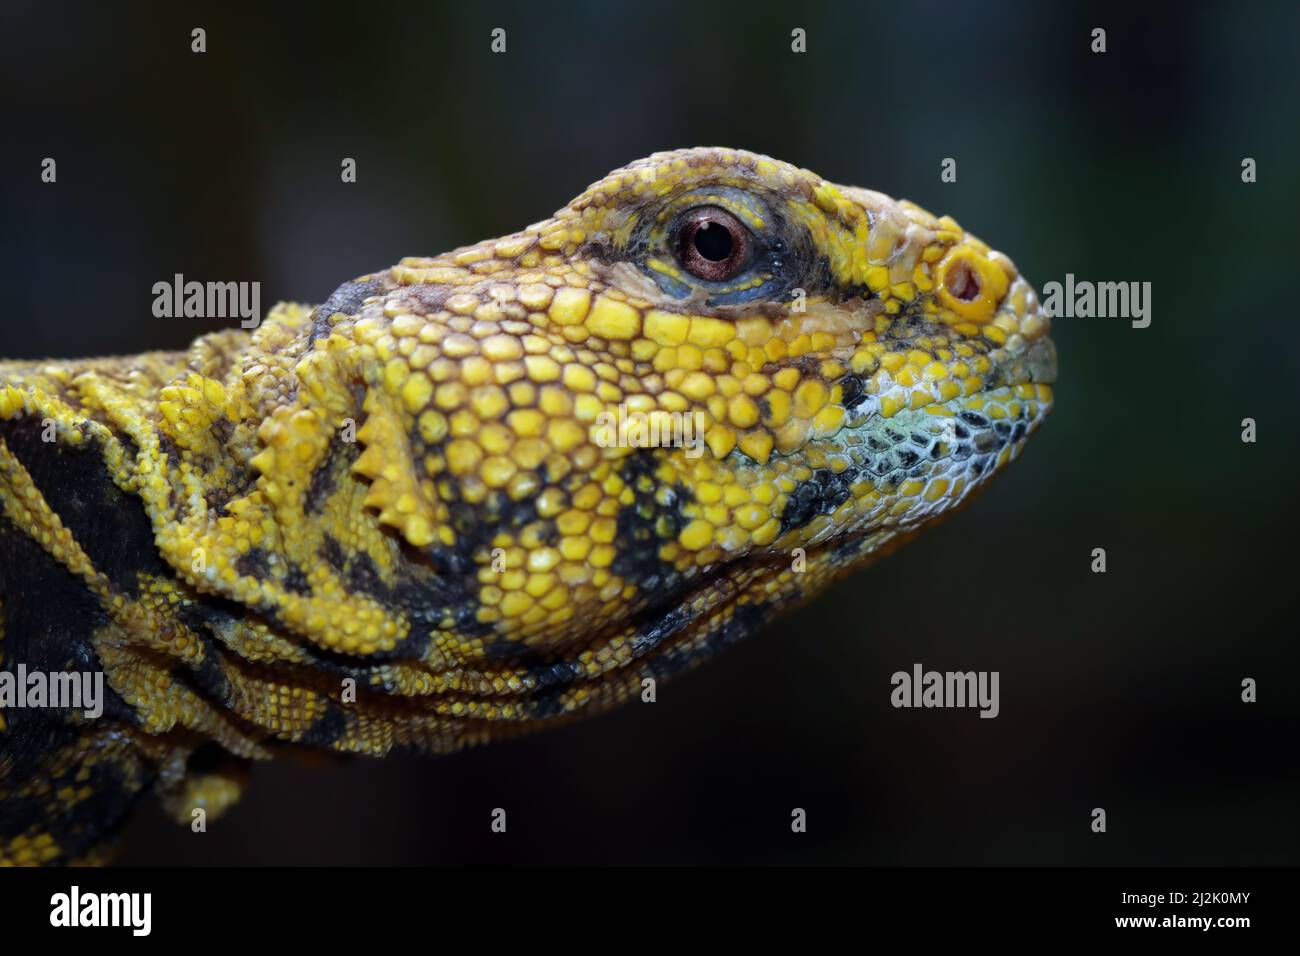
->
[3,0,1296,864]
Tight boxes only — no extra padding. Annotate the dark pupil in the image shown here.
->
[693,221,733,262]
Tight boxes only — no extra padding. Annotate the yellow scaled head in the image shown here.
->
[177,148,1056,692]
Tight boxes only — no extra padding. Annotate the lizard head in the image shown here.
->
[156,148,1054,741]
[331,147,1056,653]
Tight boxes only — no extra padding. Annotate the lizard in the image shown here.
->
[0,147,1056,865]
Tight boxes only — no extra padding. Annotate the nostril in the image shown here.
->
[936,246,1008,323]
[946,260,981,302]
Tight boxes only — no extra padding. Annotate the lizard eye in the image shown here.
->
[675,206,752,282]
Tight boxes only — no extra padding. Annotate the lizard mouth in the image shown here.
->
[739,326,1058,559]
[1011,335,1058,388]
[616,337,1061,664]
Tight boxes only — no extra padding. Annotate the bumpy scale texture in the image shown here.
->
[0,148,1056,864]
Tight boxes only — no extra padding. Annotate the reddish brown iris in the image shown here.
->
[675,206,751,281]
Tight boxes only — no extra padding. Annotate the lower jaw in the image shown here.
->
[783,383,1053,547]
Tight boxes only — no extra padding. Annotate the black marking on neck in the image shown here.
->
[309,279,385,344]
[1,417,168,598]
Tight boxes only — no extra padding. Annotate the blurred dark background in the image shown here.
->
[2,0,1296,865]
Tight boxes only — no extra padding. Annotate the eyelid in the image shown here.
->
[697,198,765,233]
[646,256,690,284]
[655,188,770,233]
